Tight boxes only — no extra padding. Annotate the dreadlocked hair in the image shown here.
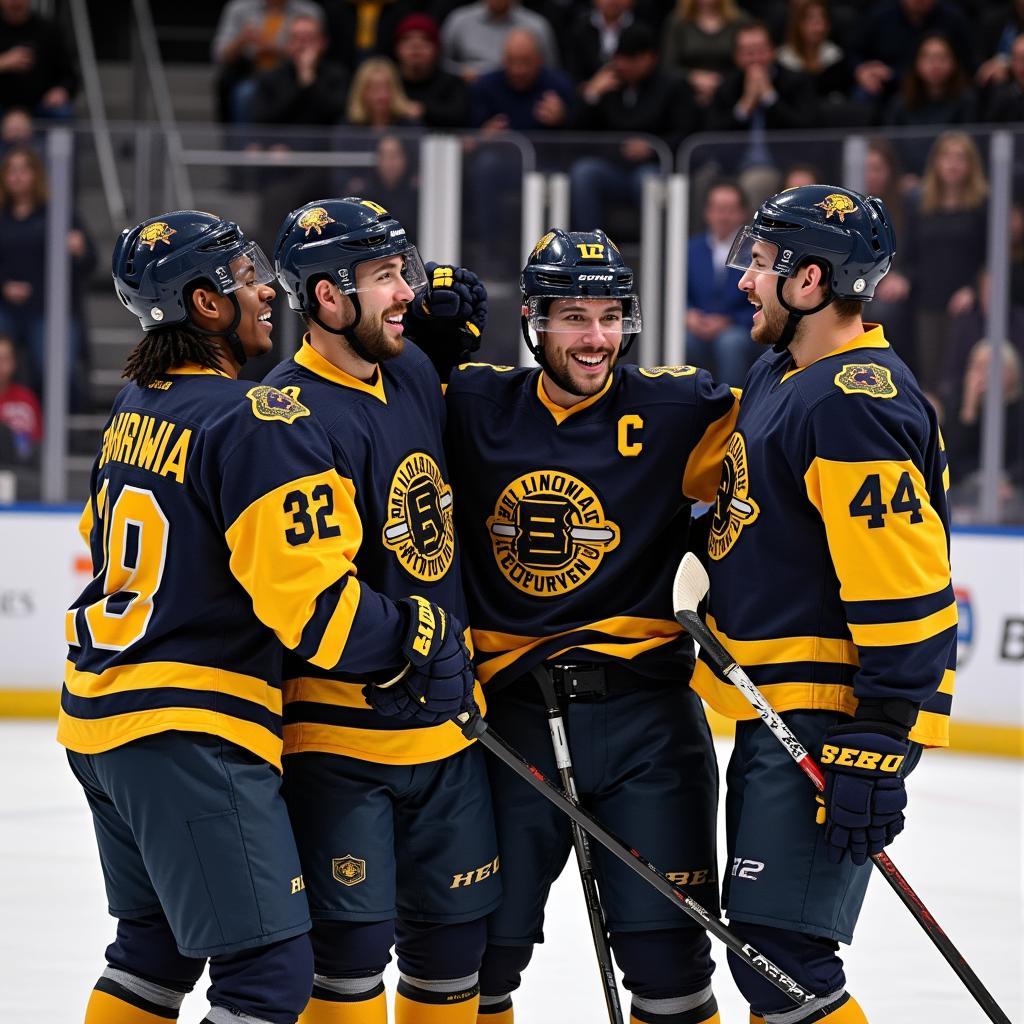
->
[122,323,222,387]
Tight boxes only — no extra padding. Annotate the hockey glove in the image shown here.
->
[364,595,475,725]
[818,705,913,865]
[404,262,487,377]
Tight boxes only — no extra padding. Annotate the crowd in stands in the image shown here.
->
[0,0,1020,515]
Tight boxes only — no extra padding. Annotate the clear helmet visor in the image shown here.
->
[523,294,642,337]
[344,246,429,296]
[726,228,798,278]
[218,242,276,294]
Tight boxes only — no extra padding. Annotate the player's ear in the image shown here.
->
[188,283,224,326]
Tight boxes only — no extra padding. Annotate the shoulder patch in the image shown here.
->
[456,361,515,373]
[246,385,310,423]
[638,365,698,378]
[833,363,897,399]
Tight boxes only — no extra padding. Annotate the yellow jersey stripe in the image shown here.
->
[308,578,362,670]
[682,387,741,503]
[286,675,372,709]
[472,615,681,653]
[704,613,859,667]
[848,600,958,648]
[64,659,282,714]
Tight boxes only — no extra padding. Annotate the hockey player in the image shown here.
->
[441,230,739,1024]
[58,211,463,1024]
[692,185,957,1024]
[266,197,496,1024]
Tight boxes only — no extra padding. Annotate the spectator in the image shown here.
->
[0,331,39,463]
[346,55,419,127]
[0,0,76,120]
[975,0,1024,90]
[249,13,348,126]
[903,130,988,392]
[708,20,816,202]
[0,105,30,147]
[685,180,759,384]
[0,144,94,411]
[571,23,698,229]
[777,0,854,113]
[782,162,819,189]
[212,0,323,123]
[984,31,1024,121]
[564,0,636,86]
[394,14,472,127]
[848,0,975,112]
[661,0,752,107]
[883,33,976,172]
[441,0,559,82]
[345,133,419,227]
[320,0,412,70]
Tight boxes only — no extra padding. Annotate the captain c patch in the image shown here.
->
[246,385,310,423]
[833,364,897,399]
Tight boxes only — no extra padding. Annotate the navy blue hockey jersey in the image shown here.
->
[444,362,738,691]
[694,326,956,747]
[59,366,360,769]
[263,338,484,765]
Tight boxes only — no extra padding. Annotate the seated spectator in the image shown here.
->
[975,0,1024,91]
[570,23,697,229]
[685,180,759,384]
[347,55,420,127]
[782,162,819,189]
[661,0,752,108]
[984,31,1024,121]
[345,133,419,228]
[708,20,816,203]
[212,0,324,123]
[0,331,39,463]
[902,130,988,393]
[847,0,975,115]
[442,0,559,82]
[0,0,76,120]
[564,0,636,87]
[321,0,412,70]
[250,14,348,127]
[0,144,94,411]
[395,14,471,127]
[777,0,855,116]
[884,33,976,174]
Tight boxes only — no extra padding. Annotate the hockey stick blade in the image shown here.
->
[671,553,1013,1024]
[457,710,816,1007]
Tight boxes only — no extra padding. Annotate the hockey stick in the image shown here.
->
[672,552,1012,1024]
[456,709,816,1008]
[530,666,624,1024]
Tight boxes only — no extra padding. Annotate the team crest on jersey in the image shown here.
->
[137,221,176,250]
[708,432,760,561]
[332,855,366,887]
[815,194,857,222]
[487,470,620,596]
[297,206,336,236]
[382,452,455,583]
[834,363,897,399]
[638,365,698,378]
[245,385,310,423]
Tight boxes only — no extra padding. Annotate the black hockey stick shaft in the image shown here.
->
[531,668,624,1024]
[457,710,816,1007]
[671,555,1012,1024]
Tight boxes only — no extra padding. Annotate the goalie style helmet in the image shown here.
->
[273,197,427,316]
[112,211,275,332]
[520,228,641,360]
[726,184,895,301]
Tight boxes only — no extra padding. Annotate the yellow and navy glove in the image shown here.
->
[817,699,915,865]
[364,596,475,725]
[405,262,487,379]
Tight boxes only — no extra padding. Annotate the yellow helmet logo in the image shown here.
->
[297,206,336,237]
[359,199,389,216]
[137,222,176,250]
[531,231,556,259]
[815,194,857,222]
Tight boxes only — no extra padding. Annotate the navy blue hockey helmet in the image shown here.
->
[520,228,641,360]
[273,197,427,317]
[726,184,895,301]
[112,210,275,332]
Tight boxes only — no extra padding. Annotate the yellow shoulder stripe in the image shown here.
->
[682,388,740,503]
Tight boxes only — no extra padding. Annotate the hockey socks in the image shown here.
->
[630,984,719,1024]
[395,973,480,1023]
[475,994,513,1023]
[299,974,386,1024]
[85,967,188,1022]
[754,992,867,1024]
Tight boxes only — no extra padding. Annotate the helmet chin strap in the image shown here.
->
[191,293,247,366]
[771,273,834,353]
[310,293,378,364]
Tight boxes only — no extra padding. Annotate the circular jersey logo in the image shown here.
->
[487,470,620,597]
[382,452,455,583]
[708,432,760,561]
